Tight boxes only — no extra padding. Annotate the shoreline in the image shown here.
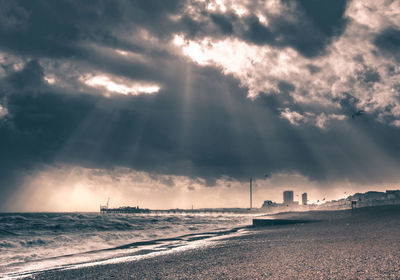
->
[23,205,400,279]
[3,224,250,279]
[6,205,399,279]
[8,229,249,280]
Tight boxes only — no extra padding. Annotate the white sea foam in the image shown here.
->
[0,212,252,278]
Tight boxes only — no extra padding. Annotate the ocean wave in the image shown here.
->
[0,215,29,223]
[0,229,18,236]
[0,240,18,248]
[1,214,243,235]
[0,212,252,278]
[19,238,47,247]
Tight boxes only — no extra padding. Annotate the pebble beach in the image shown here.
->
[27,205,400,280]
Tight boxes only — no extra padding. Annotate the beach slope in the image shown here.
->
[29,205,400,279]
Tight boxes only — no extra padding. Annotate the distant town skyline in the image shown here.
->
[1,0,400,211]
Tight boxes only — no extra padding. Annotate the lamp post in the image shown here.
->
[249,173,268,209]
[250,177,252,209]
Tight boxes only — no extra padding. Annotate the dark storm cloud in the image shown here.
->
[2,57,400,195]
[295,0,348,38]
[0,0,349,61]
[5,60,44,90]
[356,66,381,84]
[209,13,234,35]
[177,0,349,57]
[238,13,341,57]
[0,0,183,58]
[1,0,400,210]
[280,0,348,56]
[374,27,400,62]
[0,60,98,206]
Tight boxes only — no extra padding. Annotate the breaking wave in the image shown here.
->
[0,212,252,277]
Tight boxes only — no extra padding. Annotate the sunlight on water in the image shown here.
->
[0,213,253,278]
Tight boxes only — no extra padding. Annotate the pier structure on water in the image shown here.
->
[100,198,263,214]
[100,205,151,214]
[100,205,261,214]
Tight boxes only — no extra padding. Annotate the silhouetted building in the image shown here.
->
[283,190,294,204]
[347,190,400,202]
[302,193,307,205]
[261,200,275,208]
[386,190,400,199]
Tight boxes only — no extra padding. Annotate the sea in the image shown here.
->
[0,212,254,278]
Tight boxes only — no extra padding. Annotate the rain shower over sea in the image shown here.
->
[0,212,252,278]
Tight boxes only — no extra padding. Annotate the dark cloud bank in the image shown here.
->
[1,0,400,210]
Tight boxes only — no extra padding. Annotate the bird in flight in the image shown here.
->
[351,110,365,119]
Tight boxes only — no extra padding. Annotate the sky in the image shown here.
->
[0,0,400,212]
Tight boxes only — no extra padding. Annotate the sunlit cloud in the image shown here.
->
[173,0,400,127]
[257,14,268,26]
[346,0,400,30]
[206,0,227,13]
[115,49,129,56]
[280,108,304,126]
[392,120,400,127]
[79,42,149,64]
[198,0,284,18]
[315,113,346,129]
[38,44,153,95]
[2,0,400,213]
[44,75,56,84]
[173,34,185,47]
[173,35,291,98]
[81,74,160,96]
[280,108,346,129]
[0,103,8,118]
[111,48,148,63]
[0,51,26,78]
[202,0,256,17]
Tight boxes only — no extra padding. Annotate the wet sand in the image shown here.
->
[28,205,400,279]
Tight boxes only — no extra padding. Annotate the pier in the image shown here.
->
[100,206,150,214]
[100,206,264,214]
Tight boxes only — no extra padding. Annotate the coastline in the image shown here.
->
[0,212,254,279]
[19,205,400,279]
[2,226,250,279]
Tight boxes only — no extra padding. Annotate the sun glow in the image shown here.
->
[115,49,129,56]
[10,165,398,212]
[82,74,160,96]
[0,104,8,118]
[44,76,56,84]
